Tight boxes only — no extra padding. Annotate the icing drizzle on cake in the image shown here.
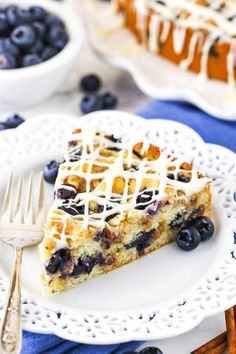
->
[47,128,210,231]
[131,0,236,86]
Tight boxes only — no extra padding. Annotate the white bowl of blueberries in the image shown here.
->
[0,0,84,107]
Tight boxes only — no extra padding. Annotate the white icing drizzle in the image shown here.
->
[173,25,187,55]
[47,128,210,238]
[126,0,236,86]
[180,31,202,70]
[148,14,161,52]
[199,34,218,81]
[160,20,170,43]
[134,0,147,41]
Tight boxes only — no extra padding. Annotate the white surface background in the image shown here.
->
[0,31,228,354]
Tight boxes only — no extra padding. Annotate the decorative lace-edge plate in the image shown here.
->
[78,0,236,121]
[0,111,235,345]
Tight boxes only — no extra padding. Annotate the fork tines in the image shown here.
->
[0,173,45,226]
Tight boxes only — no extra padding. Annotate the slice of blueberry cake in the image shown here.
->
[39,127,212,295]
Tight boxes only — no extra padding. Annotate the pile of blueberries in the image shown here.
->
[123,346,163,354]
[176,216,214,251]
[0,5,68,69]
[80,74,118,114]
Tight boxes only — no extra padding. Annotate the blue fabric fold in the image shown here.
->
[21,99,236,354]
[22,331,141,354]
[138,100,236,152]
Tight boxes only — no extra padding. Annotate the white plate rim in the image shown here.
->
[0,111,235,344]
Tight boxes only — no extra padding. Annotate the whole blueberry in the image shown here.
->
[11,25,36,49]
[136,190,154,209]
[48,26,69,50]
[102,91,118,109]
[0,53,17,69]
[80,74,101,93]
[28,40,44,54]
[192,217,215,242]
[45,15,65,28]
[41,46,58,61]
[0,12,9,34]
[0,122,7,131]
[59,202,85,216]
[43,161,60,184]
[0,38,20,58]
[177,174,190,183]
[139,347,164,354]
[6,6,31,26]
[15,8,31,24]
[176,226,201,251]
[80,94,103,114]
[46,248,71,274]
[125,229,155,254]
[22,54,42,67]
[55,185,77,200]
[5,114,24,128]
[5,6,20,26]
[4,5,18,13]
[167,173,175,180]
[32,21,46,39]
[29,6,47,21]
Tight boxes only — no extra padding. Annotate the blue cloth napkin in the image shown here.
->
[138,100,236,152]
[22,100,236,354]
[22,331,141,354]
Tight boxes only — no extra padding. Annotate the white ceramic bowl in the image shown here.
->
[0,0,84,108]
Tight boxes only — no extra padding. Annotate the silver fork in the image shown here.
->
[0,173,45,354]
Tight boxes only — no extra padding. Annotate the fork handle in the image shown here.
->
[0,248,22,354]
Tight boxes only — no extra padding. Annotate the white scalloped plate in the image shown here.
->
[0,111,236,344]
[79,0,236,121]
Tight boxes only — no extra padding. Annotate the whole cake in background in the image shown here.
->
[115,0,236,86]
[39,126,212,295]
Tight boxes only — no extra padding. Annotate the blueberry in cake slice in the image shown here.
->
[39,127,212,295]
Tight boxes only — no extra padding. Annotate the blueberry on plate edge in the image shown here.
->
[0,122,7,131]
[176,226,201,251]
[43,161,60,184]
[5,114,25,128]
[192,216,215,242]
[139,347,164,354]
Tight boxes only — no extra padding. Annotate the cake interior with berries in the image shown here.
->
[39,127,212,295]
